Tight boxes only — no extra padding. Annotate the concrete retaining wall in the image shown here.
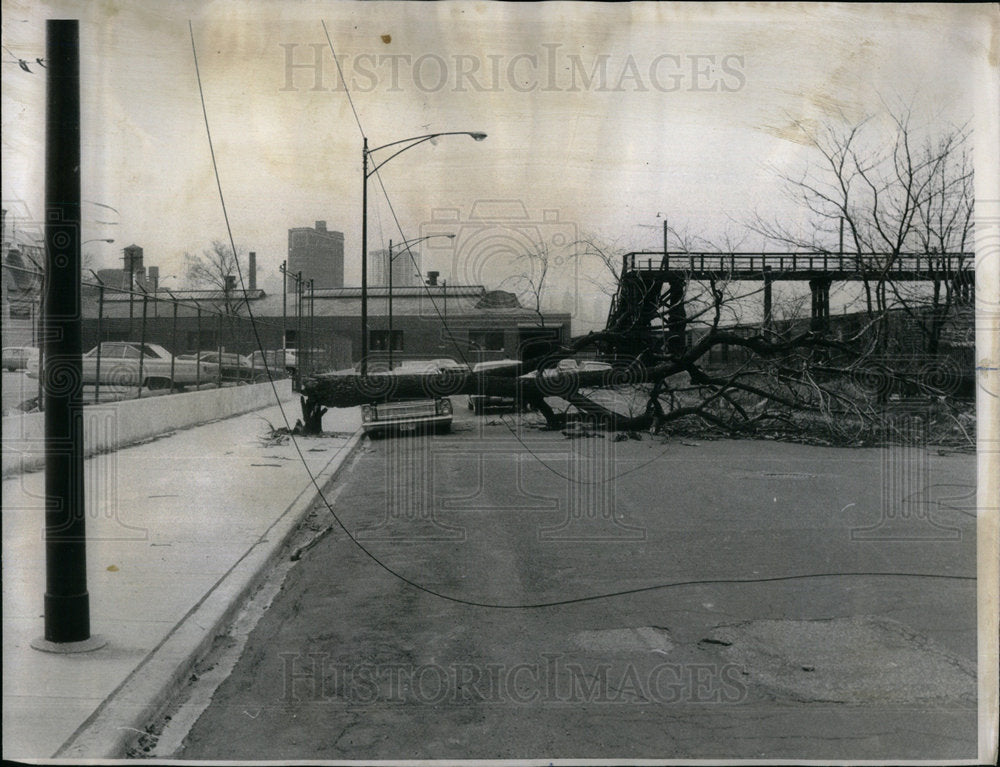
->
[2,380,295,477]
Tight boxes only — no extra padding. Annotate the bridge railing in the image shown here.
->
[622,252,974,276]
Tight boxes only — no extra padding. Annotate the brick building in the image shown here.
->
[77,283,571,373]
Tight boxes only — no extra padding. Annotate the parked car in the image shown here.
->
[249,349,294,376]
[361,397,453,437]
[178,351,262,383]
[427,358,471,373]
[516,358,613,400]
[518,358,613,378]
[360,360,458,437]
[392,357,470,374]
[250,348,326,376]
[28,342,217,390]
[2,346,39,371]
[467,358,523,414]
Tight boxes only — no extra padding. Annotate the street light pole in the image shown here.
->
[33,19,105,653]
[296,271,302,364]
[386,233,455,369]
[281,260,287,349]
[388,238,392,369]
[361,130,486,374]
[362,137,368,374]
[309,278,315,376]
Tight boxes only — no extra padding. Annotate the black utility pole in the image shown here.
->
[361,137,369,374]
[296,271,302,357]
[309,279,315,376]
[33,20,104,653]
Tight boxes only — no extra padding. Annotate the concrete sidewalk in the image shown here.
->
[2,395,362,759]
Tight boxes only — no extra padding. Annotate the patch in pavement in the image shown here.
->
[704,616,975,705]
[731,471,818,479]
[572,626,674,655]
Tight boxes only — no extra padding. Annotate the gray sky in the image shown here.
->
[2,1,995,331]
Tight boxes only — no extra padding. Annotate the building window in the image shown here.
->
[468,329,505,351]
[370,330,403,351]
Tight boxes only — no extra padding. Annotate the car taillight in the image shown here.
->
[361,404,373,422]
[436,398,452,415]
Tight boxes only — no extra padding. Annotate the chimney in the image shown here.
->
[225,274,237,292]
[123,244,144,288]
[147,266,159,293]
[426,270,439,286]
[248,251,257,291]
[315,220,327,233]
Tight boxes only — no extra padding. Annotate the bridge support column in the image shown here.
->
[666,276,687,356]
[763,267,773,329]
[809,277,832,332]
[952,272,974,305]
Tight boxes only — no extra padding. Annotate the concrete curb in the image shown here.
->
[52,427,364,759]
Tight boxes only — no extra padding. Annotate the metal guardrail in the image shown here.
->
[622,251,975,277]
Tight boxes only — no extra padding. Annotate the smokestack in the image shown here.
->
[248,251,256,291]
[426,270,439,286]
[147,266,159,293]
[315,220,326,233]
[225,274,237,292]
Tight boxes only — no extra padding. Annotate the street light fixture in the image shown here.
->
[361,131,486,373]
[82,238,115,245]
[386,234,455,369]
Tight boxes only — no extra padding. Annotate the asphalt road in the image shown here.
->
[173,405,978,761]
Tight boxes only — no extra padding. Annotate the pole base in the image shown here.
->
[30,634,107,654]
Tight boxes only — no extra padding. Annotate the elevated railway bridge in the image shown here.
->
[605,251,975,356]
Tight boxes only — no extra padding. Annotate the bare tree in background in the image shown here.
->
[501,239,553,327]
[752,106,974,353]
[184,240,261,352]
[184,240,258,316]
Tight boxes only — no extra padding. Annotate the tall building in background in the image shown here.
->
[287,221,344,291]
[369,246,422,288]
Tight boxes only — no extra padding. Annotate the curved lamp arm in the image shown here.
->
[366,132,487,177]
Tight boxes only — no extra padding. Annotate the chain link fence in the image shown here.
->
[3,264,346,411]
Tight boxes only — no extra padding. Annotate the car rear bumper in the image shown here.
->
[362,414,452,434]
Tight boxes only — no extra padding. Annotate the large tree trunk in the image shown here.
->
[300,369,640,430]
[299,330,860,433]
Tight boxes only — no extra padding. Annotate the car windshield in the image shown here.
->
[473,359,521,371]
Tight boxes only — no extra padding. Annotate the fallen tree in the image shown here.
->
[300,356,650,431]
[299,325,938,439]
